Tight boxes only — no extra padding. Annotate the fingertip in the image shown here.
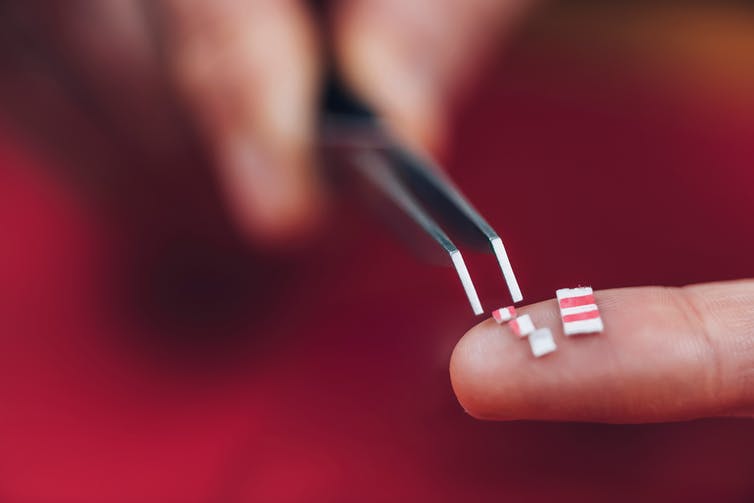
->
[450,295,649,423]
[450,285,754,423]
[166,0,323,245]
[450,319,531,420]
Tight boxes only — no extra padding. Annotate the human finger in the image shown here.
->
[334,0,532,153]
[450,280,754,422]
[163,0,322,242]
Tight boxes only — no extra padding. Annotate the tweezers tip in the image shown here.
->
[490,237,523,304]
[450,250,483,315]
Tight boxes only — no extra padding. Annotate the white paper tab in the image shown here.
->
[509,314,535,337]
[529,328,557,357]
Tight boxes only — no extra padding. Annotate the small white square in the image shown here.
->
[510,314,535,337]
[529,328,557,357]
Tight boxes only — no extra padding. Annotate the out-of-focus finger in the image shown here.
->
[334,0,532,154]
[450,280,754,422]
[163,0,321,242]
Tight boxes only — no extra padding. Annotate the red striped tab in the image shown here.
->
[562,310,601,323]
[492,306,516,324]
[509,314,535,337]
[559,294,596,309]
[556,287,603,335]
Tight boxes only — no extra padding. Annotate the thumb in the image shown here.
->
[334,0,532,154]
[450,279,754,422]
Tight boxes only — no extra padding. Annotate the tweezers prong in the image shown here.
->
[491,237,523,303]
[383,143,523,303]
[320,70,523,312]
[355,151,484,315]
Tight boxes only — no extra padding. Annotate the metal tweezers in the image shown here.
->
[320,73,522,315]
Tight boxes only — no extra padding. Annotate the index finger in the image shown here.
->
[163,0,322,242]
[450,280,754,422]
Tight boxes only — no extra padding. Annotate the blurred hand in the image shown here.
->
[1,0,529,242]
[164,0,530,240]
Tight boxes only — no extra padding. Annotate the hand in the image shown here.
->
[450,279,754,422]
[0,0,530,242]
[159,0,532,240]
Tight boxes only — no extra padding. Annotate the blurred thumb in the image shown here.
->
[334,0,531,155]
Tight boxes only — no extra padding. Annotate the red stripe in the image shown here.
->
[492,307,515,323]
[562,310,600,323]
[559,294,596,309]
[510,319,520,335]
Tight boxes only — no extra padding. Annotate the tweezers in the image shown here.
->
[319,72,522,315]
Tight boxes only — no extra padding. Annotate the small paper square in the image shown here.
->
[529,328,557,357]
[492,306,516,324]
[509,314,535,337]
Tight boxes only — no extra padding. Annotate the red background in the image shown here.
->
[1,5,753,502]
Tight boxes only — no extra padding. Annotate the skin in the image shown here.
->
[3,1,752,422]
[158,0,529,238]
[451,280,754,422]
[1,0,527,240]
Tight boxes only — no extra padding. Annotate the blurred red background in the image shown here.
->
[1,3,753,502]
